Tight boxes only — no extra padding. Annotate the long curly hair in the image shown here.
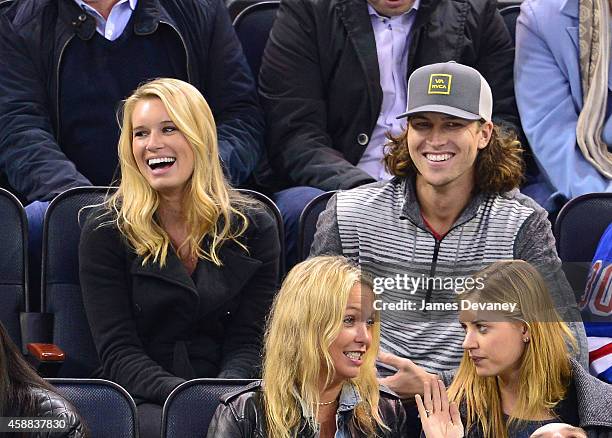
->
[105,78,251,267]
[384,122,524,194]
[262,256,386,438]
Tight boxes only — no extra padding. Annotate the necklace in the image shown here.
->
[317,399,337,406]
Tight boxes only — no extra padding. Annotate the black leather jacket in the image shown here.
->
[206,381,407,437]
[8,388,88,438]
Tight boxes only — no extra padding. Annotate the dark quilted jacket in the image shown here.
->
[28,388,88,438]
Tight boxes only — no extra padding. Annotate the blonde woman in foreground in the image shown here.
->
[442,260,612,437]
[78,78,280,436]
[207,256,408,437]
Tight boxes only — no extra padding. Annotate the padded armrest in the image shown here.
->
[26,343,65,377]
[27,343,65,361]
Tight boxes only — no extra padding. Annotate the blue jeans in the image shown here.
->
[272,186,324,272]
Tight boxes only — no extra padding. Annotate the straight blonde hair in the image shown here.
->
[262,256,386,438]
[448,260,576,438]
[106,78,250,266]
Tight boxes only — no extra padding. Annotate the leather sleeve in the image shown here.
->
[31,389,89,438]
[206,403,245,438]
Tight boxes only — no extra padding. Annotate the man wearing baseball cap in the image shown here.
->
[311,62,587,400]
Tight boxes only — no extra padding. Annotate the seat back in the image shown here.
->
[555,193,612,263]
[297,191,336,263]
[238,188,286,277]
[554,193,612,296]
[233,1,280,82]
[0,188,27,347]
[42,187,113,377]
[48,378,138,438]
[161,378,255,438]
[499,4,521,43]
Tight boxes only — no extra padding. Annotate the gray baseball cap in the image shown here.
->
[397,61,492,122]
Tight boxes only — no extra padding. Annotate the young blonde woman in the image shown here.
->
[207,256,407,437]
[435,260,612,437]
[78,78,280,436]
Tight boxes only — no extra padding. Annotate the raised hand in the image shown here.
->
[415,379,463,438]
[378,351,438,399]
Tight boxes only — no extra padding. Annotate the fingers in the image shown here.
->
[378,351,406,369]
[450,402,462,428]
[414,393,427,420]
[423,379,433,414]
[431,378,442,414]
[439,379,449,415]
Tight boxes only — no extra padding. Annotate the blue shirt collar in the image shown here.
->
[72,0,137,17]
[297,381,363,419]
[367,0,420,19]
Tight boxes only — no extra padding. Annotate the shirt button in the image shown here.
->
[78,13,87,22]
[357,133,369,146]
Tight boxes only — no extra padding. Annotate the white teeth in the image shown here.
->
[425,153,452,162]
[147,157,176,166]
[344,352,363,360]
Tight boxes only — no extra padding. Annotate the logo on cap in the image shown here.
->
[428,74,452,95]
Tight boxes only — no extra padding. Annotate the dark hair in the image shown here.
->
[384,121,525,194]
[0,321,55,417]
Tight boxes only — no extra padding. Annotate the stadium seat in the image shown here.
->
[41,187,114,377]
[0,188,27,347]
[161,378,255,438]
[554,192,612,295]
[48,378,138,438]
[555,193,612,263]
[499,4,521,43]
[232,1,280,82]
[297,191,336,263]
[238,188,286,277]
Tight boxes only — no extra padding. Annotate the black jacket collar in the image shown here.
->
[58,0,172,40]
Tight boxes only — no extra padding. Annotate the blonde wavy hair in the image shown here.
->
[384,122,524,194]
[262,256,386,438]
[448,260,576,438]
[105,78,250,267]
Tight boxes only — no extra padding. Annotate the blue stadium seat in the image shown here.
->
[42,187,113,377]
[0,188,27,347]
[48,378,138,438]
[233,1,280,83]
[297,191,336,263]
[161,378,255,438]
[554,192,612,296]
[237,188,286,277]
[555,192,612,264]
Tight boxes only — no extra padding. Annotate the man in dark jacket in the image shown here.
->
[257,0,520,268]
[0,0,262,202]
[0,0,263,297]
